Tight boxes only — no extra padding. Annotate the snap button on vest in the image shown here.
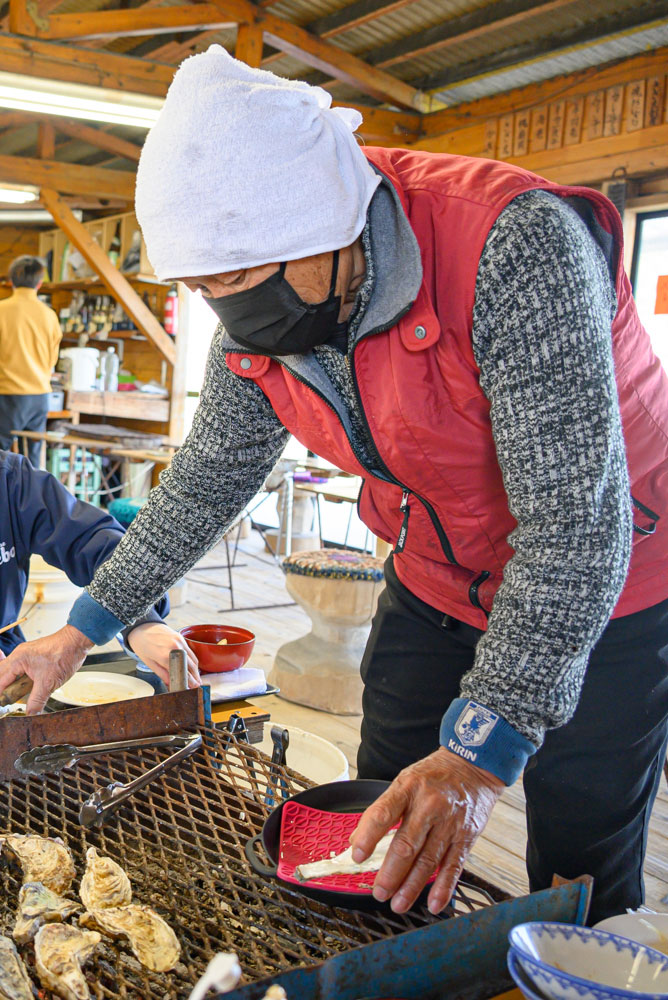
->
[240,358,252,370]
[415,325,427,340]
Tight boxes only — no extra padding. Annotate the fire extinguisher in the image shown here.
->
[163,284,178,337]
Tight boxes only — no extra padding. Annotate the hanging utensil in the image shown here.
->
[79,731,202,828]
[15,733,195,777]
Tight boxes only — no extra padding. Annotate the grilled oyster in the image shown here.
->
[34,923,101,1000]
[81,904,180,972]
[0,933,34,1000]
[13,881,81,945]
[1,834,76,893]
[295,831,396,881]
[79,847,131,910]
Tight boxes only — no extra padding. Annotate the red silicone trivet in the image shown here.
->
[277,800,386,893]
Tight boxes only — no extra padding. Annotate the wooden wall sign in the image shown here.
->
[626,79,647,132]
[604,85,624,136]
[547,100,565,149]
[530,105,548,152]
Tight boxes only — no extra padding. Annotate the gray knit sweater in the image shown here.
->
[87,188,631,748]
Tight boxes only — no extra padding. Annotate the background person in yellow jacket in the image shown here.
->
[0,255,61,467]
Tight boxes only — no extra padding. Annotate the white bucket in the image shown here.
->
[60,347,100,390]
[259,723,350,785]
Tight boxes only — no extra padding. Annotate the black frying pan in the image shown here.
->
[244,778,419,910]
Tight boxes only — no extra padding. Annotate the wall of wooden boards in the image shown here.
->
[0,226,41,279]
[413,48,668,188]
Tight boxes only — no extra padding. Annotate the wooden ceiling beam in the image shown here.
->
[37,120,55,158]
[0,109,143,160]
[205,0,429,110]
[261,0,416,66]
[29,4,237,42]
[40,188,176,364]
[52,121,142,161]
[0,34,175,97]
[0,153,135,199]
[0,34,421,143]
[235,20,263,67]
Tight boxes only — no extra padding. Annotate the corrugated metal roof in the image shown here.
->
[431,20,668,105]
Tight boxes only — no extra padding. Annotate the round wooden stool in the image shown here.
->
[269,549,385,715]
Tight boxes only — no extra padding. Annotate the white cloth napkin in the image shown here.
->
[203,666,268,703]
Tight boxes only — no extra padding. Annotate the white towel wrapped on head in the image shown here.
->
[135,45,381,281]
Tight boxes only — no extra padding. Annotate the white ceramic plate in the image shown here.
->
[51,671,154,707]
[594,914,668,956]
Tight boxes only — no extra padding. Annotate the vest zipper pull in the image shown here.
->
[395,491,410,553]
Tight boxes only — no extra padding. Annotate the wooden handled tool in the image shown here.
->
[0,616,27,636]
[0,675,33,708]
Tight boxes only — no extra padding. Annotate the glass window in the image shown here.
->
[630,210,668,372]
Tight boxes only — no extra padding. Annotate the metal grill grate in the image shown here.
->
[0,727,509,998]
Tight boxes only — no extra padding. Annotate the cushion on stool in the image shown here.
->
[108,497,147,528]
[282,549,384,582]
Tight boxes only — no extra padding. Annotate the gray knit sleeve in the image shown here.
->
[86,326,290,623]
[461,190,632,747]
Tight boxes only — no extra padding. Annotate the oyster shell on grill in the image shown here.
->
[13,880,81,945]
[34,923,101,1000]
[1,833,76,893]
[79,847,131,910]
[81,903,180,972]
[0,933,34,1000]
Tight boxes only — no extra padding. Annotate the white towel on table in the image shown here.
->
[203,666,268,703]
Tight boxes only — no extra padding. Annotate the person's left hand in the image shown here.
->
[125,623,200,689]
[349,747,504,915]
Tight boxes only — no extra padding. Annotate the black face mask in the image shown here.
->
[203,250,348,356]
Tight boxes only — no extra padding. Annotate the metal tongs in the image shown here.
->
[79,731,202,829]
[15,733,194,776]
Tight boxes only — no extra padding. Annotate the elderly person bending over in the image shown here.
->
[2,48,667,924]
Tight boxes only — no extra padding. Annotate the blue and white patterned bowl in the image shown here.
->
[508,922,668,1000]
[508,947,553,1000]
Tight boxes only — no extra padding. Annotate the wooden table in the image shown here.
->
[12,429,175,502]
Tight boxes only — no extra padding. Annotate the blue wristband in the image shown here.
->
[68,592,126,646]
[439,698,536,785]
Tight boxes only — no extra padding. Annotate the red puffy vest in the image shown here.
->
[227,147,668,629]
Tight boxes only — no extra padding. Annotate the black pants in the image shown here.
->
[357,556,668,924]
[0,393,50,468]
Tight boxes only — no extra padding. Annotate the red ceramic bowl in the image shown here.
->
[179,624,255,674]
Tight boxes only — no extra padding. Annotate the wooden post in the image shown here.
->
[8,0,37,35]
[235,21,263,67]
[40,188,176,366]
[37,122,56,159]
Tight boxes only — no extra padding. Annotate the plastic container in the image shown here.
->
[59,347,100,391]
[258,723,349,785]
[103,347,119,392]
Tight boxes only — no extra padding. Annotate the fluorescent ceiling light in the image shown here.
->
[0,72,163,128]
[0,186,38,204]
[0,210,54,223]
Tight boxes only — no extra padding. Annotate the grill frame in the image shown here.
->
[0,726,510,999]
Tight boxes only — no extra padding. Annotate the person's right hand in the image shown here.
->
[0,625,94,714]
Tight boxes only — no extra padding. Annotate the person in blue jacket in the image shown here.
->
[0,450,198,711]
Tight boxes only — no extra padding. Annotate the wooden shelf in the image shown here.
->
[66,389,169,422]
[61,330,147,343]
[42,274,164,292]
